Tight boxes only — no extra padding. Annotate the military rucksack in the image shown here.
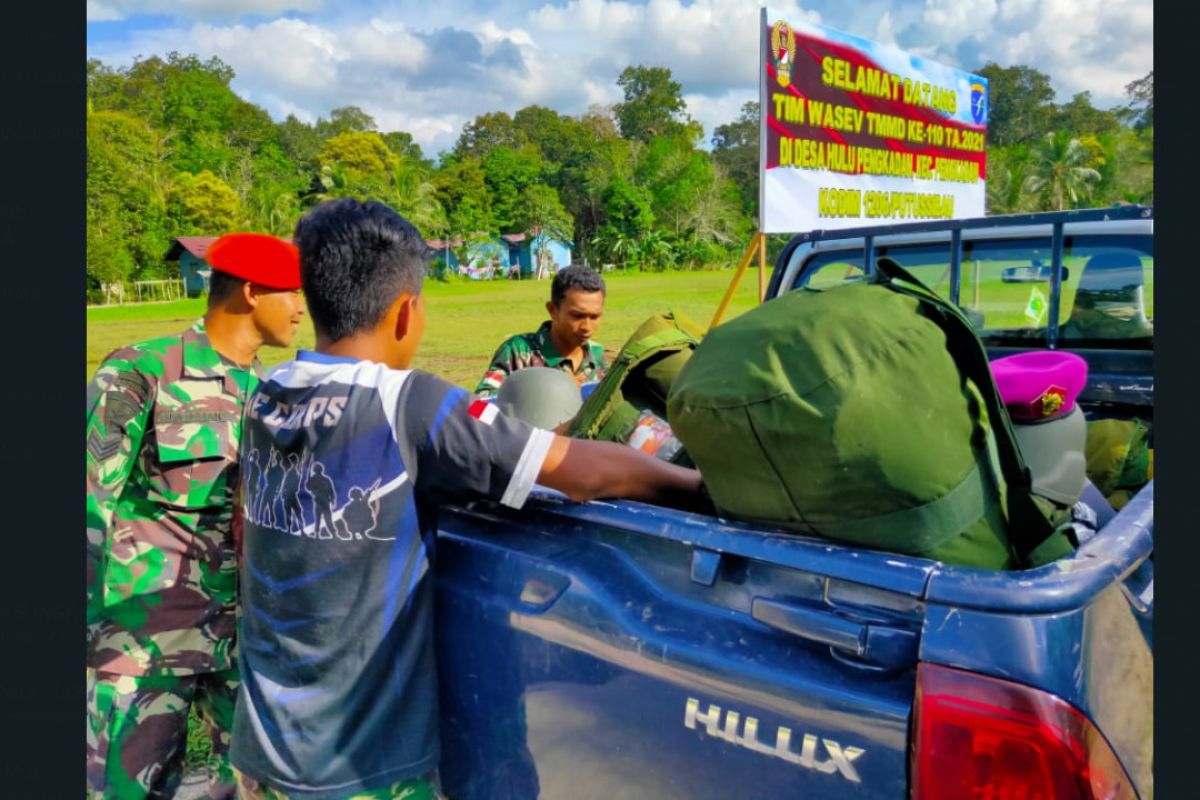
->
[565,309,703,465]
[1085,418,1152,510]
[667,258,1073,570]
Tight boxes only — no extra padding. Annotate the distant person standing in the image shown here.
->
[475,265,608,398]
[86,233,304,799]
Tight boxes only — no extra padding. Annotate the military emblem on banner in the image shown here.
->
[771,21,796,88]
[970,80,988,125]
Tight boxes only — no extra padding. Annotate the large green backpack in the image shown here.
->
[566,309,703,463]
[667,259,1072,570]
[1085,418,1152,510]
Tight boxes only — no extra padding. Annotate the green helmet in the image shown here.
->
[496,367,582,430]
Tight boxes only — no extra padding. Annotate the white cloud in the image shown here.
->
[87,2,123,22]
[87,0,324,22]
[684,90,756,143]
[340,19,429,72]
[897,0,1153,105]
[874,11,897,46]
[920,0,997,42]
[190,19,342,92]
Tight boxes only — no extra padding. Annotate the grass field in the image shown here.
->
[87,269,762,384]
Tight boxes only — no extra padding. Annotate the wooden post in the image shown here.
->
[757,232,767,302]
[710,232,763,329]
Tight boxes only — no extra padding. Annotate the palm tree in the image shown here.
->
[637,229,674,271]
[1023,132,1101,211]
[388,164,447,237]
[590,226,639,270]
[986,144,1035,214]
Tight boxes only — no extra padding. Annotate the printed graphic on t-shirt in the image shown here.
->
[242,450,405,542]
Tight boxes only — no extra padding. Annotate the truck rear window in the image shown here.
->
[792,233,1153,349]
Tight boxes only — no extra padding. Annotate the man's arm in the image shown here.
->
[537,436,703,509]
[406,373,701,511]
[86,357,154,624]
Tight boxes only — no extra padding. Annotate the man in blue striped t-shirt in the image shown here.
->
[231,198,702,800]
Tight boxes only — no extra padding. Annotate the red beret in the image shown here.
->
[990,351,1089,423]
[205,233,301,291]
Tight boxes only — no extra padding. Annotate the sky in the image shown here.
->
[86,0,1153,157]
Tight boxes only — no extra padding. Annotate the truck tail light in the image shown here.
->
[911,663,1136,800]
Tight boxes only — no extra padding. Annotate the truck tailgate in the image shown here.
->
[434,494,936,800]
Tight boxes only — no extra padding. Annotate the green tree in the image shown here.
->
[279,114,323,165]
[382,131,429,166]
[614,65,692,142]
[590,177,656,268]
[975,63,1056,146]
[1023,132,1102,211]
[1122,71,1153,130]
[482,144,549,231]
[1103,126,1154,205]
[434,157,496,240]
[513,105,574,165]
[986,144,1035,214]
[88,53,300,200]
[513,183,574,243]
[601,177,655,236]
[580,104,620,139]
[387,160,447,238]
[1053,92,1120,137]
[453,111,525,160]
[635,135,716,235]
[548,111,633,252]
[171,170,243,233]
[316,106,377,138]
[319,130,400,179]
[712,101,760,217]
[87,109,172,289]
[247,180,304,236]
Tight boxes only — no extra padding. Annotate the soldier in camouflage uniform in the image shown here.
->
[87,233,305,799]
[475,265,609,398]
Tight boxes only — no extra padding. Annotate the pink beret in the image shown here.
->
[990,351,1088,423]
[205,233,301,291]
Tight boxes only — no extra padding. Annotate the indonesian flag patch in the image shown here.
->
[467,398,499,425]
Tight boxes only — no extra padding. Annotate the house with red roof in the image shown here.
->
[164,237,218,297]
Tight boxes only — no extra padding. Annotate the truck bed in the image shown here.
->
[432,483,1153,799]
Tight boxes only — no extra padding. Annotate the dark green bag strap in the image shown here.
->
[873,257,1057,565]
[565,314,701,440]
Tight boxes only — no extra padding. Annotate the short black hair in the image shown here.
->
[294,198,430,341]
[206,269,244,305]
[550,265,606,306]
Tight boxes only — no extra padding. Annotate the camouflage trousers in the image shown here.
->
[234,769,442,800]
[87,667,239,799]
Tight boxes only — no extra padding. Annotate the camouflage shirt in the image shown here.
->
[476,320,608,398]
[87,320,260,676]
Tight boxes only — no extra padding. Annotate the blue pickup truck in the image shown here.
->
[432,207,1154,800]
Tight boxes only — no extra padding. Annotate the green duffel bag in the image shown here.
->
[667,258,1071,569]
[566,309,703,462]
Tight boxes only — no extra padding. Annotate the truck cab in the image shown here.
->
[433,207,1154,800]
